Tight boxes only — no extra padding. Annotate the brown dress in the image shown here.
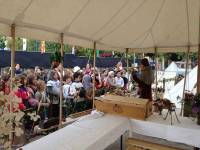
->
[132,67,154,101]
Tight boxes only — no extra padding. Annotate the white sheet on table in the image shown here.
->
[21,111,200,149]
[130,115,200,148]
[22,114,129,150]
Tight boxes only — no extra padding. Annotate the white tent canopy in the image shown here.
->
[154,62,179,90]
[0,0,199,52]
[164,66,197,108]
[165,62,180,72]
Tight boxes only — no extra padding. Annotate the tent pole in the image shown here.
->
[59,33,64,129]
[126,48,130,89]
[198,44,200,94]
[11,24,15,85]
[162,55,165,71]
[180,46,190,116]
[9,24,15,149]
[155,47,158,100]
[197,3,200,94]
[92,42,96,108]
[126,48,129,73]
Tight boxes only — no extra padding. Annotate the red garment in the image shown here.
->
[15,89,29,100]
[2,81,10,95]
[2,81,26,111]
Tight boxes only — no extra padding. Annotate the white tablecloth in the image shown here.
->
[22,114,129,150]
[22,111,200,149]
[130,113,200,148]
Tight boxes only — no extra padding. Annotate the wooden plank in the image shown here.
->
[126,138,183,150]
[94,100,146,120]
[69,109,94,119]
[98,94,148,105]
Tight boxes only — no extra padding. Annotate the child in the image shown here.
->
[35,80,50,120]
[63,76,77,99]
[115,71,124,88]
[63,76,77,117]
[71,72,83,92]
[46,71,60,118]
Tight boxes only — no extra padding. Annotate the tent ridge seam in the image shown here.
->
[90,0,130,38]
[62,0,91,33]
[13,0,34,23]
[97,0,147,41]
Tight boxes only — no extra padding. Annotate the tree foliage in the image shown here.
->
[0,35,6,49]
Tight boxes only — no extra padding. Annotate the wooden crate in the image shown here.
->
[126,138,183,150]
[95,95,148,120]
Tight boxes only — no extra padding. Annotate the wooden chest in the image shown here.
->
[95,95,148,120]
[126,138,183,150]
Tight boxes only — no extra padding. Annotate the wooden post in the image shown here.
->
[181,46,190,116]
[11,24,16,85]
[92,42,96,108]
[9,24,16,149]
[198,44,200,94]
[59,33,64,129]
[162,55,165,71]
[197,4,200,94]
[126,48,129,78]
[155,47,158,100]
[126,48,129,70]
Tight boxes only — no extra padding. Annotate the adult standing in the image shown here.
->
[132,58,154,100]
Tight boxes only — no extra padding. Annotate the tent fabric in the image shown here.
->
[164,66,197,108]
[154,62,179,89]
[165,62,179,72]
[0,51,127,68]
[0,0,199,52]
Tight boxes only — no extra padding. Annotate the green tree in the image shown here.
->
[7,37,23,50]
[27,39,37,51]
[0,35,6,49]
[76,46,92,57]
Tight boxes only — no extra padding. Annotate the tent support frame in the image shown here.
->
[92,42,96,108]
[180,46,190,116]
[197,44,200,93]
[126,48,129,79]
[59,33,64,129]
[9,23,16,149]
[155,47,158,100]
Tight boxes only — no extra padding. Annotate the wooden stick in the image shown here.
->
[59,33,64,129]
[197,3,200,94]
[9,23,16,149]
[181,46,190,116]
[197,44,200,94]
[11,24,15,85]
[155,47,158,100]
[126,48,129,70]
[92,42,96,108]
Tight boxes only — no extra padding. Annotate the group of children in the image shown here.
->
[0,61,133,132]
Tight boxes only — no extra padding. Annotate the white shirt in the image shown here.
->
[47,80,60,87]
[47,80,61,96]
[71,82,83,90]
[63,84,76,99]
[115,77,124,88]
